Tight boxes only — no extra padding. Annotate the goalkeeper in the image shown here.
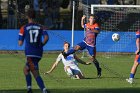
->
[44,42,90,79]
[62,14,102,78]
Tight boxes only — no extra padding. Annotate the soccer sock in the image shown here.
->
[25,73,32,89]
[93,59,100,70]
[66,49,76,55]
[36,76,46,91]
[130,73,135,79]
[66,68,73,76]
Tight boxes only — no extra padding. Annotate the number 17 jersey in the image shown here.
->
[19,23,48,58]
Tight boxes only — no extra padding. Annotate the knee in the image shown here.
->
[23,66,29,75]
[31,70,39,79]
[134,61,139,67]
[91,57,95,62]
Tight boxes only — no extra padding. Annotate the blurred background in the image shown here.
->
[0,0,139,30]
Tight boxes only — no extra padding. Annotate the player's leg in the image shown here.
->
[27,57,47,93]
[70,66,85,79]
[87,46,102,78]
[24,61,32,93]
[126,55,140,84]
[62,41,86,57]
[64,66,74,78]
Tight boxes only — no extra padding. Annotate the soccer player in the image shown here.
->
[62,14,102,78]
[18,9,49,93]
[44,42,90,79]
[126,30,140,84]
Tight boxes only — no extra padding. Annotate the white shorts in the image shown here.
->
[64,65,83,75]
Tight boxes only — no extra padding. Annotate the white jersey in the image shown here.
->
[56,53,78,67]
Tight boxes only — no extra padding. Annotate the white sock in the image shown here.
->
[43,88,47,93]
[27,86,32,90]
[129,78,133,80]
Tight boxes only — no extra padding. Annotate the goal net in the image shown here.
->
[90,5,140,55]
[89,5,140,78]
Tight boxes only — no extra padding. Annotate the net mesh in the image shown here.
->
[90,5,140,55]
[89,5,140,78]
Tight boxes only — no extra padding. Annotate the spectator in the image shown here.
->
[8,2,16,29]
[107,0,119,5]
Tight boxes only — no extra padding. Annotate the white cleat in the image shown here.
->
[126,78,133,84]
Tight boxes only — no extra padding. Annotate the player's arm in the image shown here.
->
[18,26,24,46]
[44,54,62,74]
[44,61,59,74]
[81,15,86,28]
[135,37,140,54]
[42,30,49,46]
[74,54,91,65]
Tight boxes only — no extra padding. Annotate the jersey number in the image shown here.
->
[29,30,39,43]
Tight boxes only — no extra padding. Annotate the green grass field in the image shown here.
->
[0,52,140,93]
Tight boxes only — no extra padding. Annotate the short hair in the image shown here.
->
[64,41,70,48]
[89,14,97,20]
[27,9,36,19]
[89,14,95,18]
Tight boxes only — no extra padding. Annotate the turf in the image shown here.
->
[0,52,140,93]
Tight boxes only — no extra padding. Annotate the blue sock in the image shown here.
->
[130,73,135,78]
[25,73,32,88]
[67,49,75,55]
[36,76,45,91]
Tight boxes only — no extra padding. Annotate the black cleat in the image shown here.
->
[27,89,33,93]
[97,68,102,78]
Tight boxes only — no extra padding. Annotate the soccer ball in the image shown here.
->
[112,33,120,42]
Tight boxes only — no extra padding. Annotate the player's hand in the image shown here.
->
[82,15,86,20]
[44,71,51,75]
[85,62,91,65]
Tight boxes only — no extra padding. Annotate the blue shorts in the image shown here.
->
[77,41,96,56]
[26,57,41,71]
[135,55,140,64]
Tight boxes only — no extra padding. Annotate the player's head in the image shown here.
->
[63,42,70,51]
[27,9,36,19]
[89,14,96,23]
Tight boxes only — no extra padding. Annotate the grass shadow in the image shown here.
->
[0,88,140,93]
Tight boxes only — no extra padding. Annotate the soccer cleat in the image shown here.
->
[71,76,78,80]
[97,68,102,78]
[126,78,133,84]
[43,89,50,93]
[27,89,33,93]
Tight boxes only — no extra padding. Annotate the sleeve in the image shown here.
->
[56,53,62,62]
[136,30,140,38]
[19,26,25,41]
[94,23,100,31]
[43,30,48,36]
[41,26,48,36]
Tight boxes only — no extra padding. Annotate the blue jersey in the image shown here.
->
[136,30,140,38]
[19,23,48,58]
